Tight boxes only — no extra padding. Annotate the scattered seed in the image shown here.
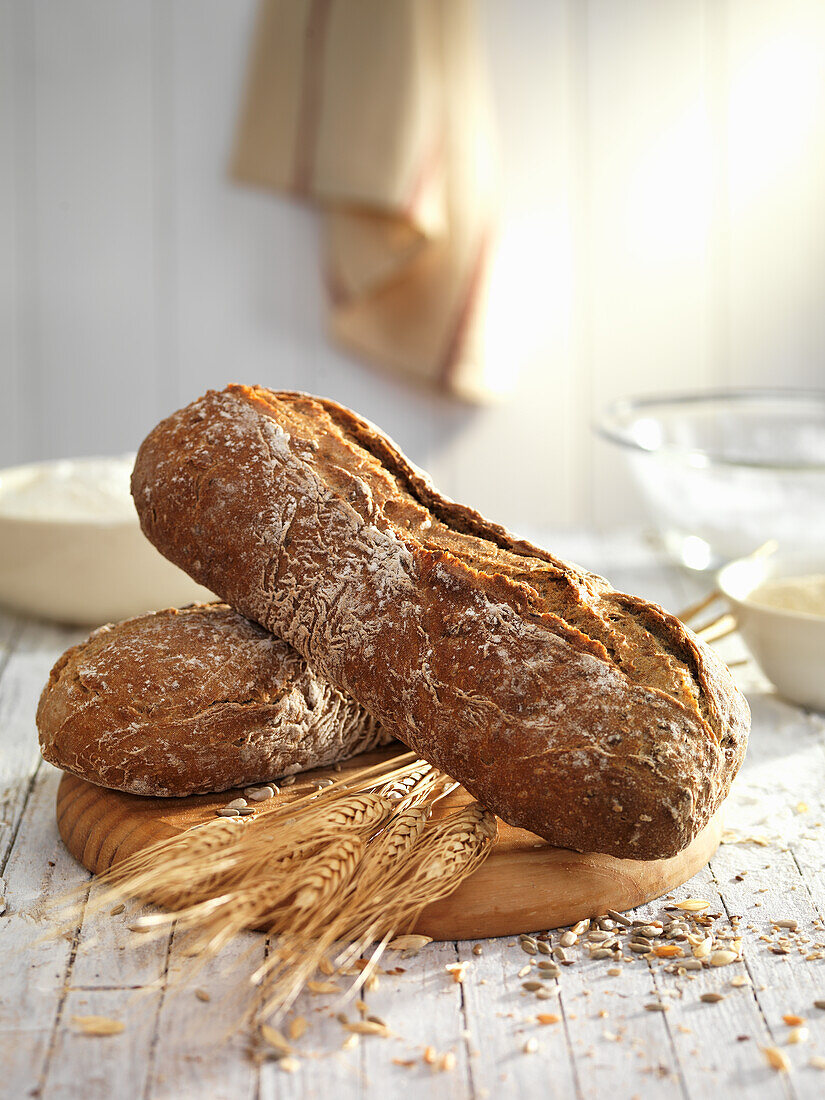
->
[537,1013,561,1025]
[518,964,532,978]
[261,1025,292,1055]
[787,1026,808,1045]
[607,967,623,977]
[257,784,278,798]
[388,934,432,952]
[629,943,653,955]
[644,1002,669,1013]
[523,1037,539,1054]
[588,930,611,943]
[520,938,538,956]
[341,1020,392,1038]
[572,919,590,935]
[730,976,750,988]
[473,944,483,956]
[693,938,713,960]
[709,950,738,968]
[676,898,710,913]
[279,1057,301,1073]
[71,1015,125,1036]
[216,807,240,818]
[195,989,210,1002]
[606,909,632,927]
[288,1016,308,1040]
[423,1046,437,1065]
[307,981,340,994]
[682,959,703,971]
[591,948,613,960]
[237,807,255,816]
[537,961,560,976]
[701,993,725,1003]
[783,1014,806,1026]
[553,947,567,963]
[560,931,577,948]
[763,1046,791,1072]
[445,963,467,984]
[523,981,545,992]
[224,797,247,810]
[280,775,296,786]
[810,1055,825,1070]
[655,945,683,958]
[536,940,552,956]
[439,1051,456,1072]
[814,1000,825,1010]
[775,919,799,931]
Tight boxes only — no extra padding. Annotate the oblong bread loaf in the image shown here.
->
[38,603,391,796]
[132,387,751,857]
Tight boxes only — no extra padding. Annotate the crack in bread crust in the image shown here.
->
[131,387,751,857]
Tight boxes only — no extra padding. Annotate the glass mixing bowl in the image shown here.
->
[596,389,825,570]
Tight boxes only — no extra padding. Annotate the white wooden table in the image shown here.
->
[2,532,825,1099]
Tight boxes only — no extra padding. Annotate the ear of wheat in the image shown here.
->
[48,749,498,1029]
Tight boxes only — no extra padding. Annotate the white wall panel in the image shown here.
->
[29,0,161,459]
[2,0,825,532]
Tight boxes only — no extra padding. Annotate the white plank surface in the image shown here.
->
[3,534,825,1097]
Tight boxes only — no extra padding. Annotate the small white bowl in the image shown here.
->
[718,550,825,711]
[0,456,213,626]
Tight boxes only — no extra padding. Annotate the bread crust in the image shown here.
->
[37,603,390,796]
[132,387,750,856]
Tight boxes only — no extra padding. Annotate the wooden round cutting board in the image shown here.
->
[56,748,723,940]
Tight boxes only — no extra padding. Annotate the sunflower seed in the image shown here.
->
[814,1000,825,1010]
[216,807,240,818]
[775,919,798,931]
[606,909,632,927]
[280,775,296,786]
[537,961,560,976]
[591,948,613,960]
[701,993,725,1003]
[709,950,738,967]
[520,938,538,956]
[629,943,653,955]
[560,931,577,948]
[681,959,703,971]
[644,1002,669,1013]
[676,898,710,913]
[238,807,255,816]
[224,798,247,810]
[247,786,277,801]
[522,981,545,992]
[537,940,552,955]
[763,1046,791,1072]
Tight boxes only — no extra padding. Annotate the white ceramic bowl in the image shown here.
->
[0,456,213,626]
[718,550,825,711]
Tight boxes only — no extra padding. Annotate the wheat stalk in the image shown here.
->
[47,749,498,1032]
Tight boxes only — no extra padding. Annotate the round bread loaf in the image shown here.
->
[132,386,751,857]
[38,603,391,796]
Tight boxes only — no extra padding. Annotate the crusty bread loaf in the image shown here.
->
[38,603,391,796]
[132,386,750,858]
